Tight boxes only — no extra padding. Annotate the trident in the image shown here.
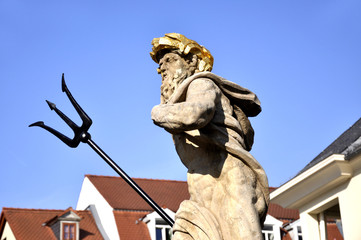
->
[29,74,174,227]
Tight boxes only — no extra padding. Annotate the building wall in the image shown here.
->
[298,154,361,240]
[1,222,16,240]
[76,177,119,240]
[338,154,361,240]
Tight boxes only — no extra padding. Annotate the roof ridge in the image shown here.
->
[133,178,186,183]
[85,174,118,178]
[2,207,66,212]
[86,174,187,183]
[114,209,150,213]
[1,207,89,213]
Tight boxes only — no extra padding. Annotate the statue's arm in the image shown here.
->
[151,78,220,134]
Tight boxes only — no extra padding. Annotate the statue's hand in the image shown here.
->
[151,104,183,134]
[151,104,167,126]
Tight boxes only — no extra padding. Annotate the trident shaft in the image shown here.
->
[30,74,174,227]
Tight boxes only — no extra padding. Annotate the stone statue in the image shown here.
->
[150,33,269,240]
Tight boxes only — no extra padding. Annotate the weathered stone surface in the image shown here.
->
[151,33,269,240]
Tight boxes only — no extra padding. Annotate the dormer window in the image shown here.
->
[44,208,81,240]
[63,222,77,240]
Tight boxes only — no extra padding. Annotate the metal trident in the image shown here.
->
[29,74,174,227]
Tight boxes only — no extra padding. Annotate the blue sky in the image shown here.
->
[1,0,361,211]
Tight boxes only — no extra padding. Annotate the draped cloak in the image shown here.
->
[161,72,269,239]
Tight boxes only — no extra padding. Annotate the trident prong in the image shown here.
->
[29,73,92,148]
[29,74,174,227]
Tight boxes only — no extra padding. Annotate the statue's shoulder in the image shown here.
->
[188,76,220,91]
[186,72,222,89]
[189,72,261,117]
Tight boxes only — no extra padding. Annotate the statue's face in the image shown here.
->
[158,52,189,84]
[158,52,190,103]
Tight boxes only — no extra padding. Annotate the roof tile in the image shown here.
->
[87,175,189,212]
[1,208,103,240]
[114,211,151,240]
[327,223,344,240]
[267,203,299,223]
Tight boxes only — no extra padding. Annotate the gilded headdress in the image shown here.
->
[150,33,214,72]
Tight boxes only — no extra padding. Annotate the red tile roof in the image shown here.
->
[114,211,151,240]
[269,187,277,193]
[0,207,103,240]
[267,203,299,223]
[327,223,344,240]
[86,175,299,222]
[86,175,190,212]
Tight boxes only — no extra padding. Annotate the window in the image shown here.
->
[155,220,172,240]
[297,226,302,240]
[262,224,274,240]
[63,223,76,240]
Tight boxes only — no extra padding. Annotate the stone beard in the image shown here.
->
[159,52,197,104]
[151,43,269,240]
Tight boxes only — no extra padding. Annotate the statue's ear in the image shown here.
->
[184,53,199,74]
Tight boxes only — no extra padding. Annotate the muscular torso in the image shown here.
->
[168,78,250,210]
[152,76,265,239]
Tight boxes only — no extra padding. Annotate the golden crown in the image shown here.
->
[150,33,214,72]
